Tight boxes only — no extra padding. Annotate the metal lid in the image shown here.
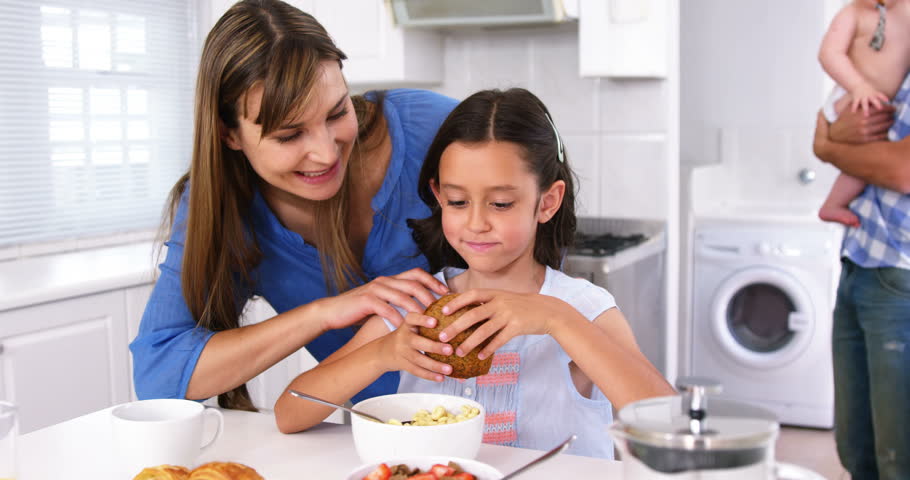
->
[615,377,779,451]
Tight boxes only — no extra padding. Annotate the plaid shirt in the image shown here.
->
[841,71,910,268]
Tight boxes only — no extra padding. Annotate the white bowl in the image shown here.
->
[350,393,485,464]
[346,456,503,480]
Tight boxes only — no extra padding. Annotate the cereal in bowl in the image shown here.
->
[386,405,480,426]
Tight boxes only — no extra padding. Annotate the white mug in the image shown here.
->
[111,399,223,478]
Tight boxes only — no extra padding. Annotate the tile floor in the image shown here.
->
[776,426,849,480]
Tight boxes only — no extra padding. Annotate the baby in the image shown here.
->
[818,0,910,227]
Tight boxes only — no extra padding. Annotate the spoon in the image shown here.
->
[288,389,411,424]
[499,434,576,479]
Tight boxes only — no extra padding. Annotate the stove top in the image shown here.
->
[570,232,648,257]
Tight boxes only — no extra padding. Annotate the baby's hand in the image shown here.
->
[849,83,890,117]
[377,312,453,382]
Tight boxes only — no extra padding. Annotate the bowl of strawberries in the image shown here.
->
[346,456,503,480]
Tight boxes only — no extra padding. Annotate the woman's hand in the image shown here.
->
[374,312,453,382]
[316,268,448,331]
[437,290,577,360]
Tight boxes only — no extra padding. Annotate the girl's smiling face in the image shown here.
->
[432,140,564,274]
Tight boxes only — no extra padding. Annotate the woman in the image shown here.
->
[131,0,456,410]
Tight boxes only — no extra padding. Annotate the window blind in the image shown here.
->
[0,0,198,248]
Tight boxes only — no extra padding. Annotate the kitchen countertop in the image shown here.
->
[19,407,623,479]
[0,218,669,313]
[0,242,158,312]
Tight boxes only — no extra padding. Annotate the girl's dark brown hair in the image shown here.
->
[160,0,385,410]
[408,88,577,273]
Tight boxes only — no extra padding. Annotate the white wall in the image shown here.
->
[680,0,843,209]
[428,24,673,221]
[420,19,680,380]
[678,0,845,374]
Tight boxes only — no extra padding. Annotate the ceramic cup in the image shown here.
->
[111,399,223,478]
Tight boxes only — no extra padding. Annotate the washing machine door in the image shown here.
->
[710,266,814,369]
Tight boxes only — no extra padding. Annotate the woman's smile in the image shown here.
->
[293,159,341,184]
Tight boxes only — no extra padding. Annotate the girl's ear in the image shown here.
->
[537,180,566,224]
[430,178,443,206]
[221,121,243,151]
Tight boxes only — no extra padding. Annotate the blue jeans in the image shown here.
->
[833,258,910,480]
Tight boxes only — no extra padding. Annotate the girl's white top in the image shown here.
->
[387,266,619,458]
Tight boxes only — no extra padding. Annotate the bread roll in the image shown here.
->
[186,462,264,480]
[132,465,190,480]
[419,294,493,378]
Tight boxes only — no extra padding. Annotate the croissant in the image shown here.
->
[132,465,191,480]
[186,462,264,480]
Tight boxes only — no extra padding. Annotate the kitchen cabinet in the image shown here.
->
[0,237,343,432]
[0,291,133,434]
[578,0,669,78]
[206,0,442,86]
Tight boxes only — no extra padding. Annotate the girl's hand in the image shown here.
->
[375,312,453,382]
[438,290,575,360]
[316,268,448,331]
[849,84,890,117]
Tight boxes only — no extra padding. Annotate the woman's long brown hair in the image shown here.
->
[160,0,384,410]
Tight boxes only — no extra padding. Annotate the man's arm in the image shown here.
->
[813,109,910,193]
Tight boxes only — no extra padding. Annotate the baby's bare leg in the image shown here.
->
[819,173,865,227]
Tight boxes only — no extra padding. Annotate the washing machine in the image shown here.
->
[690,218,843,428]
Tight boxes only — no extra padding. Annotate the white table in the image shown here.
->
[19,407,623,479]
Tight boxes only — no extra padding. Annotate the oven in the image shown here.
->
[562,217,668,374]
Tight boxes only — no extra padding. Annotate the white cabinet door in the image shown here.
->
[0,291,131,433]
[578,0,670,78]
[205,0,441,86]
[308,0,441,85]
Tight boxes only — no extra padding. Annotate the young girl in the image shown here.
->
[817,0,910,227]
[273,88,674,458]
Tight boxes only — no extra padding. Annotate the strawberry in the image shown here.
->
[363,463,391,480]
[429,464,456,477]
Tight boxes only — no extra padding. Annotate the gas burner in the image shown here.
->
[571,232,647,257]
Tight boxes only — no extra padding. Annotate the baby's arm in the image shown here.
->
[819,4,889,114]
